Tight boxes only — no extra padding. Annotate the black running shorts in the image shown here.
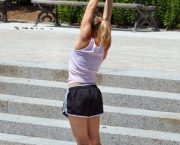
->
[62,85,103,118]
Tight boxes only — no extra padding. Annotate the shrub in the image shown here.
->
[57,0,138,26]
[13,0,180,29]
[58,5,85,24]
[163,0,180,29]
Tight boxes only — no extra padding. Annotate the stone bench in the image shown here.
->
[31,0,158,31]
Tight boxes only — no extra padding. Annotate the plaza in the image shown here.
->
[0,22,180,144]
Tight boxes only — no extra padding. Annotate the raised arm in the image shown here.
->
[102,0,113,60]
[74,0,99,50]
[81,0,99,32]
[103,0,113,24]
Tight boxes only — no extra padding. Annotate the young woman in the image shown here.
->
[62,0,113,144]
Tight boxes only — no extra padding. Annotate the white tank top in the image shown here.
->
[68,38,104,84]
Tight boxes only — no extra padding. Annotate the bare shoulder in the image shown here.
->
[74,35,91,50]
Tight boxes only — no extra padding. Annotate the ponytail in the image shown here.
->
[92,11,111,50]
[97,20,111,49]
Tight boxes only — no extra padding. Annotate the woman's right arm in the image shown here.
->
[103,0,113,24]
[103,0,113,60]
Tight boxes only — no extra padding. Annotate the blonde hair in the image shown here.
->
[91,11,111,49]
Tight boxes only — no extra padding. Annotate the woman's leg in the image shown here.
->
[68,115,91,145]
[68,115,101,145]
[88,116,101,145]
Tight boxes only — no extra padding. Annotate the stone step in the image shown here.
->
[1,61,180,93]
[0,94,180,133]
[0,133,76,145]
[1,76,180,113]
[0,113,180,145]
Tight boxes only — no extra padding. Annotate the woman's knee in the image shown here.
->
[89,137,101,145]
[77,137,101,145]
[76,137,91,145]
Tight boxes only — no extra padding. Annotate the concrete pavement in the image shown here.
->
[0,22,180,74]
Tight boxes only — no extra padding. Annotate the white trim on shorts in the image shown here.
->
[67,113,103,118]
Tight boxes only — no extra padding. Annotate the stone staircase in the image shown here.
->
[0,61,180,145]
